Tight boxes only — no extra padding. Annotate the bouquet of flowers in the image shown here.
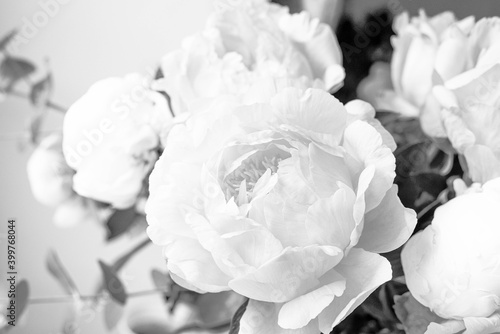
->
[3,0,500,333]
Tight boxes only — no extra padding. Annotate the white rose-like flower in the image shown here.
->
[365,11,500,139]
[63,73,171,209]
[27,133,74,206]
[146,88,416,333]
[27,133,109,227]
[158,0,344,115]
[402,178,500,334]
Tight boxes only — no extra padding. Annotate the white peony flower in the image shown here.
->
[362,12,500,138]
[158,0,344,116]
[27,133,109,227]
[63,73,171,209]
[27,133,74,206]
[146,88,416,333]
[402,177,500,334]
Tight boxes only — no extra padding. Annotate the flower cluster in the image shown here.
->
[357,10,500,334]
[23,1,500,334]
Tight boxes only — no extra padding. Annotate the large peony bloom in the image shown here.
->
[63,73,171,209]
[401,178,500,334]
[361,12,500,138]
[146,88,416,333]
[158,0,344,116]
[27,133,107,227]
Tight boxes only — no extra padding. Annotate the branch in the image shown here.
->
[28,288,163,305]
[7,88,67,113]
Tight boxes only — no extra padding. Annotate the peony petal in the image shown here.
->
[229,245,343,303]
[434,26,467,81]
[420,90,448,138]
[445,63,500,109]
[305,187,357,250]
[185,213,250,278]
[460,103,500,151]
[399,35,436,108]
[323,64,345,92]
[239,300,319,334]
[278,11,343,90]
[356,62,393,111]
[317,248,392,333]
[357,185,417,254]
[345,99,397,151]
[271,88,347,145]
[390,23,413,95]
[441,107,476,153]
[468,17,500,67]
[308,143,352,197]
[463,314,500,334]
[400,229,434,307]
[278,270,346,329]
[222,227,284,268]
[376,90,420,116]
[464,145,500,184]
[343,120,395,212]
[164,237,233,293]
[426,320,466,334]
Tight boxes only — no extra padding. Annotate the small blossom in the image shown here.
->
[63,73,171,209]
[402,177,500,333]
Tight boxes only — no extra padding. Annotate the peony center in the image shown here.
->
[223,153,284,204]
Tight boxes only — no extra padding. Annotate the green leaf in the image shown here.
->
[197,292,245,327]
[361,280,408,328]
[228,298,249,334]
[98,260,127,305]
[28,110,48,144]
[381,246,404,279]
[92,237,150,298]
[103,298,125,330]
[15,279,30,322]
[130,322,173,334]
[106,207,139,241]
[29,73,52,107]
[394,292,444,334]
[376,112,425,148]
[46,250,80,298]
[0,57,35,91]
[0,29,17,51]
[151,269,170,293]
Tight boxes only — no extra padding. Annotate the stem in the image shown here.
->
[417,189,448,220]
[8,88,67,113]
[29,288,162,305]
[90,236,152,302]
[173,321,231,334]
[112,236,151,272]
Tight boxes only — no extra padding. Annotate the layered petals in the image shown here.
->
[146,88,414,333]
